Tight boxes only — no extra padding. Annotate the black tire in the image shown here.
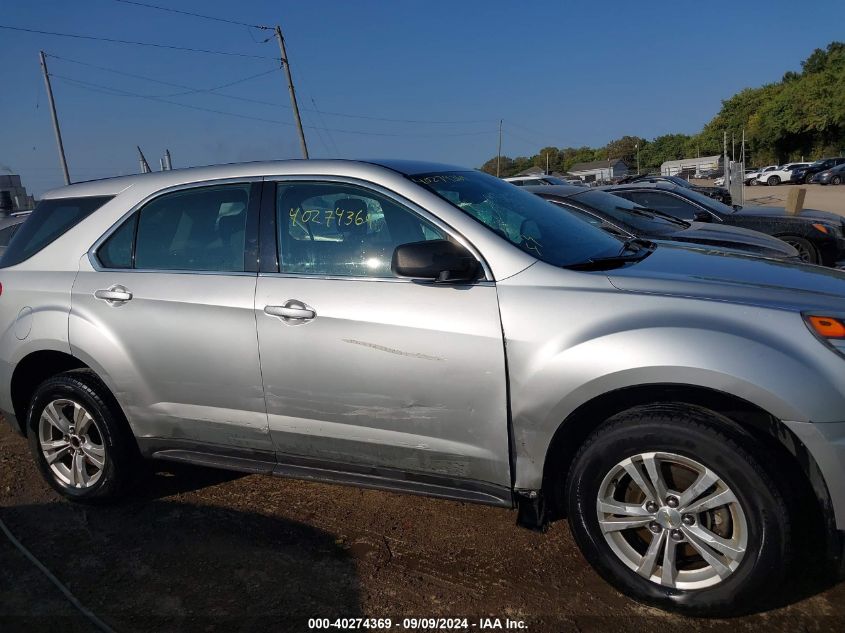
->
[781,236,820,264]
[767,175,780,186]
[565,407,792,616]
[27,369,138,503]
[832,175,842,185]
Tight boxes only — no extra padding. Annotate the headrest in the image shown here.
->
[335,198,367,214]
[218,212,243,238]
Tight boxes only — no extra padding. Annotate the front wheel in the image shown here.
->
[565,409,792,616]
[832,175,842,185]
[781,236,819,264]
[28,370,137,503]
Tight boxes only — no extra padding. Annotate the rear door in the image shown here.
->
[70,181,271,454]
[254,178,511,492]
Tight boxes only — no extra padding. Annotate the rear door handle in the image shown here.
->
[94,286,133,303]
[264,302,315,320]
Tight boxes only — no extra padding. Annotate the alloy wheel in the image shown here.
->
[38,399,107,489]
[783,239,814,263]
[596,451,747,590]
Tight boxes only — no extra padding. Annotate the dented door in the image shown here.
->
[255,275,510,487]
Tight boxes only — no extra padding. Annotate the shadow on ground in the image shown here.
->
[0,466,362,632]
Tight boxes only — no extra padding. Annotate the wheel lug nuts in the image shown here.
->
[648,521,661,533]
[682,514,695,526]
[645,501,658,513]
[670,529,683,541]
[666,496,679,508]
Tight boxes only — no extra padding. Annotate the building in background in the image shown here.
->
[661,155,722,177]
[568,159,628,183]
[0,175,35,213]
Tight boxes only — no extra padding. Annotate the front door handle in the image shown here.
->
[264,302,316,320]
[94,286,133,303]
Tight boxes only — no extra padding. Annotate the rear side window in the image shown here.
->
[0,196,112,267]
[97,184,251,272]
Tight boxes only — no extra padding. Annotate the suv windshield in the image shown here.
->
[0,196,113,267]
[410,171,627,267]
[569,190,688,235]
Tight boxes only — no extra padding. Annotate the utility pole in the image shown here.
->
[496,119,502,177]
[274,25,308,159]
[636,143,640,175]
[163,149,173,170]
[137,146,151,173]
[38,51,70,185]
[545,151,549,175]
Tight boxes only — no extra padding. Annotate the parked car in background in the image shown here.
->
[5,160,845,616]
[0,211,30,257]
[792,157,845,184]
[746,165,779,185]
[810,162,845,185]
[698,168,723,179]
[504,175,585,187]
[527,185,799,261]
[757,163,812,186]
[604,181,845,266]
[715,169,759,187]
[617,174,732,205]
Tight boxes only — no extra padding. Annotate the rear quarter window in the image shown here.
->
[0,196,113,267]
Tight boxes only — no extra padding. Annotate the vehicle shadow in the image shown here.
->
[0,496,362,632]
[132,460,248,499]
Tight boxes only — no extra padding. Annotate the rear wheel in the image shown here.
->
[781,236,819,264]
[767,175,781,186]
[565,409,792,616]
[28,370,137,502]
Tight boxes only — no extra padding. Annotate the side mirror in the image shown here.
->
[391,239,481,283]
[732,204,743,211]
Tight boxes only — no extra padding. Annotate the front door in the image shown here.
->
[70,182,271,453]
[255,179,510,488]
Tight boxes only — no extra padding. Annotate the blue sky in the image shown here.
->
[1,0,842,195]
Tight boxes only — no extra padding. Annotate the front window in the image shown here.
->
[276,182,445,278]
[409,171,625,267]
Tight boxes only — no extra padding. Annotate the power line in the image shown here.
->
[0,24,278,60]
[51,74,499,138]
[46,53,495,126]
[108,0,270,30]
[47,54,277,99]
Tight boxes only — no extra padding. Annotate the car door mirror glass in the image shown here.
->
[391,239,480,283]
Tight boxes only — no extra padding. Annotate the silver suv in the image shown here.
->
[2,160,845,615]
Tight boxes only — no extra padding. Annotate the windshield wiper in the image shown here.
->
[619,237,655,253]
[632,206,689,226]
[565,238,654,271]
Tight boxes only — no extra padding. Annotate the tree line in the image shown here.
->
[481,42,845,177]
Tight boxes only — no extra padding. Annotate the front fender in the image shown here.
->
[497,266,845,490]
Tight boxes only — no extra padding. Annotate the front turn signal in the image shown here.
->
[806,315,845,339]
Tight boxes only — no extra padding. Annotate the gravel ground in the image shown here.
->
[2,422,845,632]
[691,180,845,215]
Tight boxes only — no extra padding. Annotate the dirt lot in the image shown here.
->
[2,423,845,632]
[692,180,845,216]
